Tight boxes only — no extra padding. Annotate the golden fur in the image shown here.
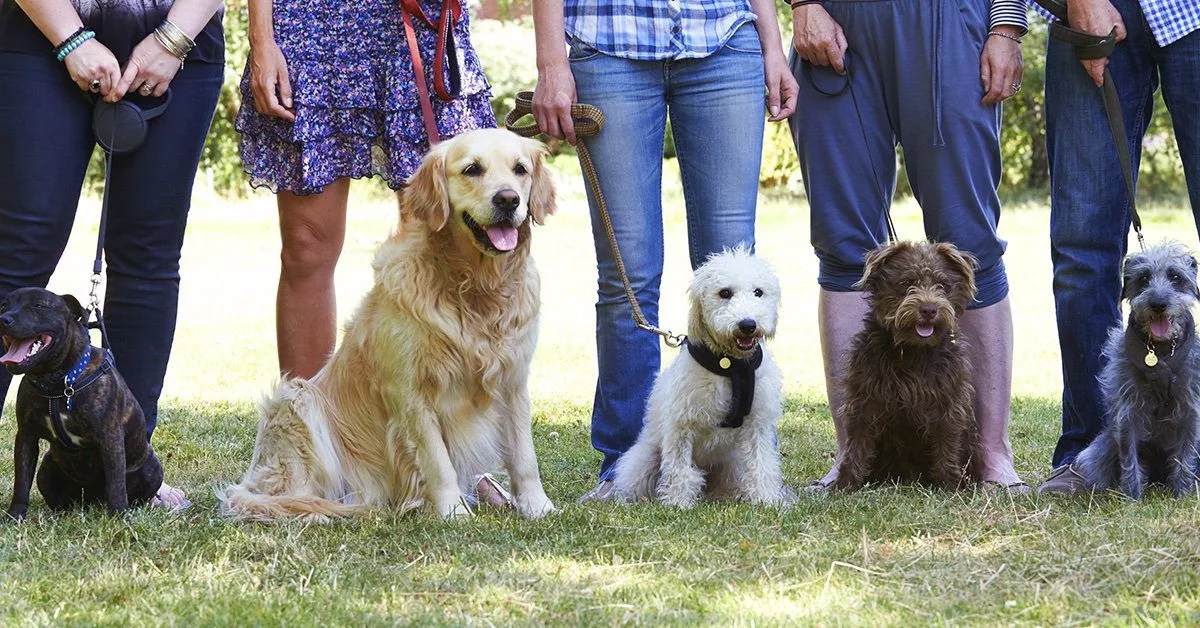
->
[218,129,557,520]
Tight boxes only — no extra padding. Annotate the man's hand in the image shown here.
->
[792,4,848,74]
[1067,0,1127,87]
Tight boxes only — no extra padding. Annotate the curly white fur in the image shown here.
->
[612,247,786,508]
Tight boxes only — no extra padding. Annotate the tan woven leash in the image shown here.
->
[505,91,686,348]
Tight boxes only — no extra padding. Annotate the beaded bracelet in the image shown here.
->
[53,27,86,54]
[55,29,95,62]
[988,30,1023,44]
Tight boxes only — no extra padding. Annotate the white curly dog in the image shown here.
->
[612,247,785,508]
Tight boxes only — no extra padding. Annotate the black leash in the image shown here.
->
[86,117,117,351]
[802,51,899,244]
[1035,0,1144,251]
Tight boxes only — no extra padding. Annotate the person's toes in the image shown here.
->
[152,482,191,510]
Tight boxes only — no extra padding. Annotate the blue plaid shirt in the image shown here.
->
[1029,0,1200,46]
[564,0,757,61]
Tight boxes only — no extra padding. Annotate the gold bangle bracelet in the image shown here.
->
[160,19,195,49]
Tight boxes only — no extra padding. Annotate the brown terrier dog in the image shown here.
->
[833,241,981,491]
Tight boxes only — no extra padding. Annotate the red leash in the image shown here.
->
[399,0,462,144]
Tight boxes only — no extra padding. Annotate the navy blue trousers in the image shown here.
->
[788,0,1009,308]
[0,53,222,439]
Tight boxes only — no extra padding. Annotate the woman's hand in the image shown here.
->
[533,61,577,145]
[763,51,798,121]
[792,4,847,73]
[249,38,295,121]
[62,38,121,98]
[113,34,183,101]
[980,27,1023,105]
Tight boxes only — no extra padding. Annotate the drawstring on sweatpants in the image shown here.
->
[930,0,946,147]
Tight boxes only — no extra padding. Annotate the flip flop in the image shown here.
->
[466,473,513,509]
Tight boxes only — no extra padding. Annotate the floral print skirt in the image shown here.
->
[236,0,496,195]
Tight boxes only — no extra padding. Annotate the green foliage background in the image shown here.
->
[96,4,1185,199]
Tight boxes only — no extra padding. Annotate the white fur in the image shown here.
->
[612,247,786,508]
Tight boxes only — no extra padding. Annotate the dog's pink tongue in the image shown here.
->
[485,225,518,252]
[1150,314,1172,339]
[0,339,34,365]
[916,323,935,338]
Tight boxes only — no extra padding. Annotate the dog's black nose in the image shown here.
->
[492,189,520,214]
[1150,301,1167,313]
[919,304,938,319]
[738,319,757,334]
[0,313,12,329]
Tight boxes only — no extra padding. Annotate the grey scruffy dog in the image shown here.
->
[1075,242,1200,499]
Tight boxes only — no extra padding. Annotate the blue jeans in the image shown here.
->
[1047,1,1200,466]
[0,53,223,439]
[569,23,765,480]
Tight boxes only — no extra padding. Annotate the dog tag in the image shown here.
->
[719,357,732,369]
[1145,349,1159,367]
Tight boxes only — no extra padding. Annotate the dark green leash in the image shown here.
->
[1035,0,1144,251]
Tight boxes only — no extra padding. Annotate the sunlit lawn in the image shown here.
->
[2,162,1200,624]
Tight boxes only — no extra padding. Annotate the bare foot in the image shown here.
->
[151,480,191,510]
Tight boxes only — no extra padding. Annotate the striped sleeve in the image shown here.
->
[990,0,1029,35]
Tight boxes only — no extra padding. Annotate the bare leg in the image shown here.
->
[276,179,351,378]
[815,289,871,485]
[958,297,1023,486]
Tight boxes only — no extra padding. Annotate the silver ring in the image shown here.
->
[89,79,101,93]
[1011,82,1022,93]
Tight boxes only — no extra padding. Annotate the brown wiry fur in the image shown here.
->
[833,241,982,491]
[218,129,558,521]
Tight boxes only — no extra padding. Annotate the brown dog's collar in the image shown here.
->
[684,339,763,429]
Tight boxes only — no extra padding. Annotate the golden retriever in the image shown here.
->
[218,129,557,520]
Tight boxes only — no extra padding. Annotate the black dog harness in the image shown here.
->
[684,339,764,429]
[28,345,113,449]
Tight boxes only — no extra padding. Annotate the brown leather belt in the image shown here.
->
[399,0,462,144]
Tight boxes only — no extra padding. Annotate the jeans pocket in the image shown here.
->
[721,23,762,54]
[567,37,602,62]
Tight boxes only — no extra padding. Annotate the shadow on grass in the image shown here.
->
[3,393,1200,623]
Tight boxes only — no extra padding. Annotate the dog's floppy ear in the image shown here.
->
[524,137,556,225]
[935,242,979,302]
[402,144,451,231]
[60,293,86,322]
[854,242,907,291]
[1189,255,1200,299]
[1120,254,1145,302]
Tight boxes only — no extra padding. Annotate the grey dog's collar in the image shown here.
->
[684,339,763,429]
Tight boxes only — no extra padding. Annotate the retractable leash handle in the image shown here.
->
[505,91,687,348]
[1032,0,1144,251]
[85,90,175,350]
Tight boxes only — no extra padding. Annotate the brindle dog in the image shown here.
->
[834,241,982,491]
[0,288,161,520]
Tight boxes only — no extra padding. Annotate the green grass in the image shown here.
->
[3,169,1200,625]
